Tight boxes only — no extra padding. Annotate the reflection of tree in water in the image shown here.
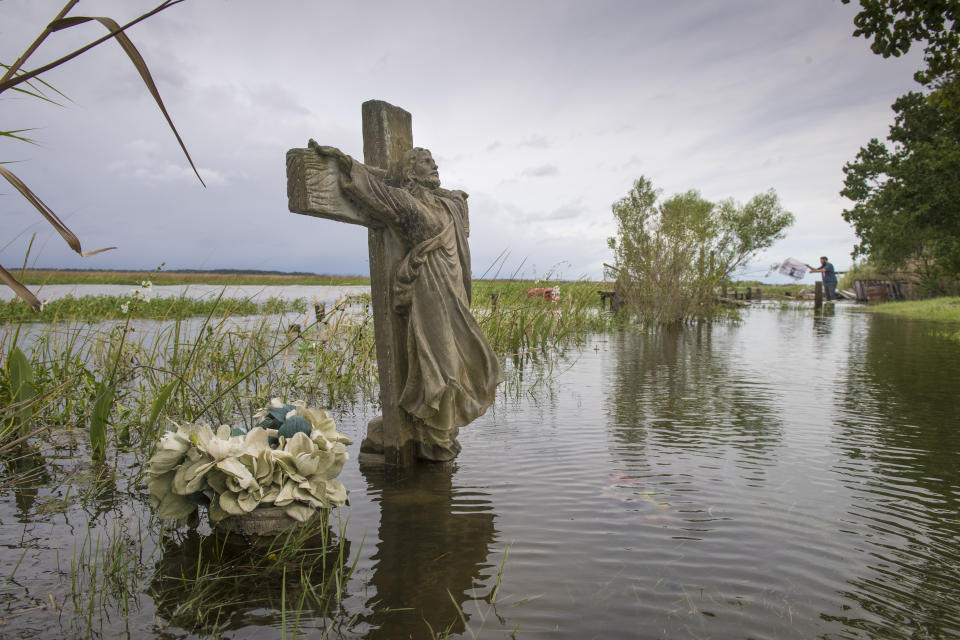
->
[360,464,498,639]
[829,315,960,637]
[607,324,782,459]
[149,520,352,637]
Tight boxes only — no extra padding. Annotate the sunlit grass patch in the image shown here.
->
[867,297,960,322]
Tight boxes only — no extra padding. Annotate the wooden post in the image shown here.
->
[815,281,823,310]
[490,292,500,311]
[746,286,752,301]
[756,287,761,301]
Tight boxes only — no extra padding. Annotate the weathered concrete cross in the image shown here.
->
[286,99,417,467]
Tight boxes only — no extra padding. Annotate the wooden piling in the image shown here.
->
[814,281,823,310]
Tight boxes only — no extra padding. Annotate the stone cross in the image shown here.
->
[286,100,417,467]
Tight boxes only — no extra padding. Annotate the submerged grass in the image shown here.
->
[148,513,361,638]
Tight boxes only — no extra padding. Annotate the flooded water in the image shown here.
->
[2,303,959,639]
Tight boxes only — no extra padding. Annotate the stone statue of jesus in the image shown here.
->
[310,141,502,462]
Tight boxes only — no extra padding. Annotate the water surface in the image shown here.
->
[2,303,959,639]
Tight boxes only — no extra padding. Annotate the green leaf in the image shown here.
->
[90,383,114,460]
[7,346,34,391]
[7,346,37,433]
[146,381,177,434]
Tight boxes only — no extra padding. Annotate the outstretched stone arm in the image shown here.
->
[308,139,352,173]
[310,143,420,230]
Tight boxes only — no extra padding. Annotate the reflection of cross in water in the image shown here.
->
[286,100,417,467]
[358,464,497,638]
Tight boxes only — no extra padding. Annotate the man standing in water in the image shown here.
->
[807,256,838,301]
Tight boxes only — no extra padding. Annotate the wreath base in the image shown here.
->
[214,506,313,536]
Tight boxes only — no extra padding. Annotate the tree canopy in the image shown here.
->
[841,0,959,86]
[840,1,960,291]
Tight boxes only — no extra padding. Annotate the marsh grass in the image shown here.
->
[0,294,377,455]
[0,294,308,323]
[53,484,363,639]
[0,277,609,455]
[472,279,614,356]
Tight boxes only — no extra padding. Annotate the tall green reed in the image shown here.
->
[0,293,376,460]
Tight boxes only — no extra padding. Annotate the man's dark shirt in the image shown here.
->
[821,262,837,285]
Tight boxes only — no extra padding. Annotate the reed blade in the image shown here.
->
[0,264,42,311]
[47,10,206,187]
[0,165,116,257]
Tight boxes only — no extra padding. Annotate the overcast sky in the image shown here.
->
[1,0,923,282]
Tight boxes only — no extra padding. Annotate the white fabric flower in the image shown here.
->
[145,403,349,524]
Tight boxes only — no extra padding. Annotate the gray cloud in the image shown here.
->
[521,165,558,178]
[0,0,925,281]
[518,134,550,149]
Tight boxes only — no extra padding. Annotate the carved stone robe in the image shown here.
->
[341,161,502,457]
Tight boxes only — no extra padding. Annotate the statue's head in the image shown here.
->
[394,147,440,189]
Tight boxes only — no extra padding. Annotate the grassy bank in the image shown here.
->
[866,297,960,344]
[17,269,370,287]
[867,297,960,322]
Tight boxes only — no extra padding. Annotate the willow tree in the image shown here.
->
[607,176,793,324]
